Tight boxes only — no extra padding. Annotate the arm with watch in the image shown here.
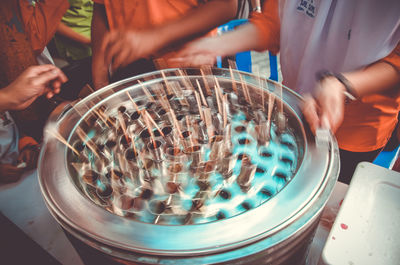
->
[302,51,400,135]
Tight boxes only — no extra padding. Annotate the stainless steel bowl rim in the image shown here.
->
[38,68,339,256]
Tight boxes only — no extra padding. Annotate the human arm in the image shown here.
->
[0,164,25,183]
[170,23,266,67]
[303,44,400,134]
[170,0,280,67]
[91,3,110,89]
[102,0,238,71]
[0,65,67,112]
[57,23,91,46]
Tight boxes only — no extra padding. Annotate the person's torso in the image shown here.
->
[278,0,400,151]
[279,0,400,95]
[103,0,202,30]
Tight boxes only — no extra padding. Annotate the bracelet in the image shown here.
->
[316,71,358,101]
[253,6,262,12]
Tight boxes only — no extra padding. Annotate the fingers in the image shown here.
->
[112,47,132,70]
[46,91,54,99]
[0,164,24,183]
[27,65,68,83]
[302,94,321,135]
[18,147,39,170]
[320,115,331,130]
[103,32,124,67]
[30,68,67,88]
[323,102,343,133]
[26,64,58,76]
[101,31,119,53]
[30,68,67,99]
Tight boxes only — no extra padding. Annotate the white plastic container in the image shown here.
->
[322,162,400,265]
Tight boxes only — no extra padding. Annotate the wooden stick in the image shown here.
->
[267,93,275,137]
[213,77,224,115]
[261,80,265,112]
[223,94,228,128]
[194,91,204,121]
[144,111,165,137]
[253,65,265,111]
[200,68,211,96]
[177,69,195,92]
[85,83,96,93]
[76,127,101,158]
[238,74,248,103]
[138,80,155,102]
[160,96,182,138]
[277,82,285,132]
[239,74,253,105]
[186,116,194,147]
[142,112,157,149]
[203,108,214,141]
[91,104,116,127]
[85,103,108,127]
[72,104,101,129]
[126,91,141,113]
[117,112,129,143]
[155,91,170,113]
[161,70,173,95]
[278,83,283,115]
[228,59,237,70]
[196,79,208,107]
[169,107,183,139]
[46,127,79,155]
[170,81,189,106]
[229,66,238,94]
[214,85,222,116]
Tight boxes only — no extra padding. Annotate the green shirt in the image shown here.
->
[55,0,93,61]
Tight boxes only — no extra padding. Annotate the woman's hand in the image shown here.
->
[18,145,40,170]
[102,30,163,72]
[0,164,25,183]
[0,65,68,111]
[302,76,346,134]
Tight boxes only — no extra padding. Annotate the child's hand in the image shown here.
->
[18,145,40,170]
[0,164,24,183]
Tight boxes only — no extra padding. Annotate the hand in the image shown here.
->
[18,145,40,170]
[102,30,163,72]
[168,37,222,67]
[0,164,25,183]
[302,76,346,134]
[0,65,68,111]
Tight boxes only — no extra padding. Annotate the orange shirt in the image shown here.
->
[336,44,400,152]
[93,0,202,31]
[248,0,280,55]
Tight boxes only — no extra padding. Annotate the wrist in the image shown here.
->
[316,70,358,101]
